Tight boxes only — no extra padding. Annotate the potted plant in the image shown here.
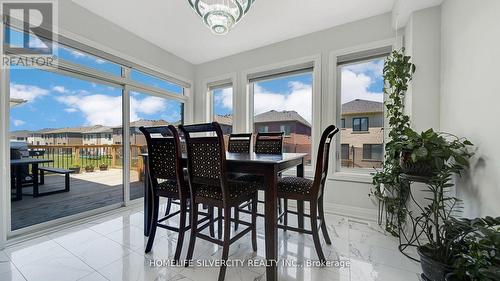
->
[99,163,108,171]
[372,48,415,236]
[85,165,95,172]
[400,130,474,281]
[445,217,500,281]
[69,165,81,174]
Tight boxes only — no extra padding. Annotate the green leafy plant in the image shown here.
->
[444,217,500,281]
[371,48,415,236]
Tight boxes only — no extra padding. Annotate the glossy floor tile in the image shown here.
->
[2,202,421,281]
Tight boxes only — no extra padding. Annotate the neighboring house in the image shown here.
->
[214,114,233,135]
[28,129,51,145]
[340,99,384,169]
[113,119,169,146]
[254,110,312,162]
[82,125,113,145]
[43,127,87,145]
[10,130,30,142]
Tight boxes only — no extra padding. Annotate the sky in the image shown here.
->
[213,59,385,124]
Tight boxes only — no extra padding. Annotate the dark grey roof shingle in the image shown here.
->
[342,99,383,114]
[254,110,311,127]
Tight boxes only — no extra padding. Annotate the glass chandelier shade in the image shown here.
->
[187,0,256,35]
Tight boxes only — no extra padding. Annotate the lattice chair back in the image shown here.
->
[312,125,339,199]
[228,133,252,153]
[179,122,228,199]
[254,132,284,154]
[139,125,187,198]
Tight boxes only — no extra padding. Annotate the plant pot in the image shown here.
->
[418,246,453,281]
[85,167,94,173]
[400,151,435,177]
[99,166,108,171]
[69,167,81,174]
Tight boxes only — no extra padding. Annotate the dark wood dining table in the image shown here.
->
[10,158,54,201]
[141,152,307,281]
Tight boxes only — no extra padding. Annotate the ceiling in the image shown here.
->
[72,0,398,64]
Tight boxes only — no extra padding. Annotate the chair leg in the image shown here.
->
[217,207,223,240]
[174,199,188,263]
[310,201,326,263]
[208,207,215,237]
[218,207,232,281]
[185,202,199,266]
[164,198,172,216]
[234,207,239,231]
[145,196,160,253]
[278,198,283,223]
[318,197,332,245]
[251,194,258,252]
[283,198,288,231]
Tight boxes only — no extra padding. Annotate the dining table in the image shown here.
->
[10,158,54,201]
[141,152,307,281]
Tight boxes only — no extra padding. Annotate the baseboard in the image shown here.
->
[323,202,378,222]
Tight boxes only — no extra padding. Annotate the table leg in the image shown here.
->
[32,163,39,197]
[296,161,305,230]
[264,167,278,281]
[144,160,152,236]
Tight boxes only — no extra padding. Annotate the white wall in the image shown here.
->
[440,0,500,217]
[404,6,441,132]
[194,13,397,216]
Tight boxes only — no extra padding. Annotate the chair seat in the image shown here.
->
[196,180,259,201]
[277,177,313,196]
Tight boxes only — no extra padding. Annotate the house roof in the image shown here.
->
[10,130,31,137]
[44,127,89,134]
[342,99,383,115]
[254,110,311,127]
[82,125,113,134]
[129,119,169,128]
[214,115,233,126]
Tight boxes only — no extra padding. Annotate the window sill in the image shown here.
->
[329,171,374,184]
[350,131,370,134]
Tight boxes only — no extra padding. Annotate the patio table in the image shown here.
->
[141,152,307,281]
[10,158,54,201]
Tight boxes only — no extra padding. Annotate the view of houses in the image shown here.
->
[10,99,383,169]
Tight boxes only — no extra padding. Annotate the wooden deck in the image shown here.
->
[11,169,144,230]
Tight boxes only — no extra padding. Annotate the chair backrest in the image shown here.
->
[311,125,340,199]
[139,125,187,198]
[254,132,284,154]
[179,122,228,199]
[228,133,252,153]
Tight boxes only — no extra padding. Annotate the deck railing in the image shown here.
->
[28,144,145,172]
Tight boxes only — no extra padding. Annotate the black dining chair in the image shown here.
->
[180,122,259,281]
[140,125,211,263]
[227,133,252,153]
[277,125,339,263]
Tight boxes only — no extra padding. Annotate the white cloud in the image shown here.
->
[53,86,69,94]
[254,81,312,123]
[214,88,233,110]
[344,60,384,76]
[10,83,49,103]
[12,119,25,126]
[71,50,106,64]
[341,69,383,104]
[56,93,167,126]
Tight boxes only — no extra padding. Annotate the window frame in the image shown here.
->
[362,143,383,161]
[352,117,369,132]
[330,39,399,181]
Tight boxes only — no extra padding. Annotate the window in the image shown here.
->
[258,126,269,133]
[341,144,350,160]
[131,70,183,95]
[363,144,383,161]
[280,125,291,136]
[252,70,313,164]
[210,84,233,135]
[353,117,369,131]
[337,48,389,171]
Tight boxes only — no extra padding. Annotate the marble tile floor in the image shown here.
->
[0,202,423,281]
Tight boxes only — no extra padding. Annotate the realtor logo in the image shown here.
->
[1,1,58,68]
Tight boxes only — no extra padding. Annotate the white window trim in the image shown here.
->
[242,55,322,175]
[202,73,237,125]
[328,37,402,183]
